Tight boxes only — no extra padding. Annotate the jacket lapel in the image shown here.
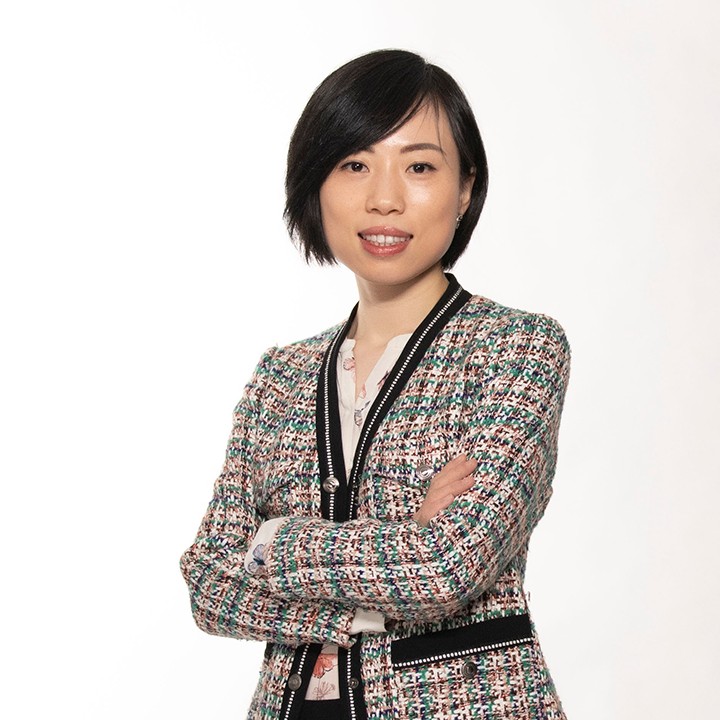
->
[316,274,472,522]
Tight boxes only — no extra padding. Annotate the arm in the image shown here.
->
[262,313,571,622]
[179,348,356,648]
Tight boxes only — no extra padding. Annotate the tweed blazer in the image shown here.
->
[180,276,571,720]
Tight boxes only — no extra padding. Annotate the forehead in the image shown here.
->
[371,104,458,157]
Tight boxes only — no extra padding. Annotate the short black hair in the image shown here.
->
[284,49,489,269]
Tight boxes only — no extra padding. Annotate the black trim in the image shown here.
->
[277,643,323,720]
[338,640,368,720]
[344,275,471,519]
[298,699,345,720]
[391,614,533,669]
[317,274,471,522]
[316,310,354,522]
[281,275,472,720]
[349,638,368,720]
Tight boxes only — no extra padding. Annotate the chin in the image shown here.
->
[354,262,445,289]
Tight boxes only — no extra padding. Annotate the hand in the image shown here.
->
[412,454,478,527]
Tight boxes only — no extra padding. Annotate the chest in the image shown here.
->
[252,355,473,521]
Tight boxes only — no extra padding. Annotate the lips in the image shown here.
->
[362,234,409,247]
[358,226,412,247]
[357,226,412,257]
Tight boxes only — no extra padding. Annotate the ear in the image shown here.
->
[459,168,476,215]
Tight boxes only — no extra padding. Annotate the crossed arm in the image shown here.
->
[180,313,570,641]
[180,349,357,648]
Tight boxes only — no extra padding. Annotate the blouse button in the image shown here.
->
[348,677,360,690]
[322,476,340,493]
[461,661,478,679]
[287,673,302,691]
[415,463,434,481]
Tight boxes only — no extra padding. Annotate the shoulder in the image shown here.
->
[242,320,346,396]
[460,294,569,351]
[234,321,345,421]
[268,321,346,369]
[451,295,571,383]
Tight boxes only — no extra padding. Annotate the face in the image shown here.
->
[319,104,474,289]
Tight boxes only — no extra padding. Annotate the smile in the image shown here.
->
[360,234,411,247]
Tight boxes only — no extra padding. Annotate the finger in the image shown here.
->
[436,493,457,511]
[448,473,476,496]
[426,472,476,505]
[433,458,475,482]
[433,480,474,512]
[442,454,473,470]
[425,477,472,503]
[428,458,477,489]
[420,493,454,519]
[429,455,469,477]
[443,473,476,493]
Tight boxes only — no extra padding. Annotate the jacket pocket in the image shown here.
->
[391,614,533,670]
[391,615,545,720]
[252,421,319,518]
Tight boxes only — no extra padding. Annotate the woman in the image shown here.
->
[181,49,570,720]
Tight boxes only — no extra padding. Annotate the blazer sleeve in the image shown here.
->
[179,348,356,647]
[262,313,571,622]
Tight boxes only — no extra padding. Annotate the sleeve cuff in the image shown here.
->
[243,517,288,575]
[349,608,386,634]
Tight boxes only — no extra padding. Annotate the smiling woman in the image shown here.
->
[180,49,571,720]
[320,105,474,289]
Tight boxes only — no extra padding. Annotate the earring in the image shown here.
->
[455,214,463,229]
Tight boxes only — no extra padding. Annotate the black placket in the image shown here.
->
[277,274,471,720]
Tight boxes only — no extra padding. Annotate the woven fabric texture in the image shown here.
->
[180,294,571,720]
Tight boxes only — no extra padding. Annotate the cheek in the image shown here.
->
[319,190,354,262]
[319,182,353,231]
[421,184,463,253]
[413,181,460,220]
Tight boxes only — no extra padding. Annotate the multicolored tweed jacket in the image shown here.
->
[180,276,571,720]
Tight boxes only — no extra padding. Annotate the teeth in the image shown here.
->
[362,234,410,246]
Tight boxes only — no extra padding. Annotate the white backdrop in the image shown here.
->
[2,1,719,718]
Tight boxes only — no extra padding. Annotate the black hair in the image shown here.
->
[284,49,488,269]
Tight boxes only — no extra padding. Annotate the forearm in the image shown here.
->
[262,313,570,621]
[180,347,356,647]
[262,454,549,622]
[263,517,463,621]
[181,534,356,647]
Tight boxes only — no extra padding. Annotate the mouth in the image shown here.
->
[358,227,413,248]
[360,234,410,247]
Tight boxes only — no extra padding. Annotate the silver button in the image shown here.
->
[461,661,478,679]
[348,677,360,690]
[415,463,434,481]
[322,476,340,493]
[287,673,302,690]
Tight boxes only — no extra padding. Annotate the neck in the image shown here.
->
[350,266,450,346]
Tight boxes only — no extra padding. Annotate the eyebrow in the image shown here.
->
[400,142,445,155]
[359,142,446,156]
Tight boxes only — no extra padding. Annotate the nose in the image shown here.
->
[365,168,404,215]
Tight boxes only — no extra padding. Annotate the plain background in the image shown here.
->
[2,1,719,718]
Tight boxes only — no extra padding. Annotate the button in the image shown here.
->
[287,673,302,690]
[415,463,434,481]
[348,677,360,690]
[461,661,478,679]
[322,476,340,493]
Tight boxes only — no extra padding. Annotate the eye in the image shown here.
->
[340,160,367,173]
[409,162,435,174]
